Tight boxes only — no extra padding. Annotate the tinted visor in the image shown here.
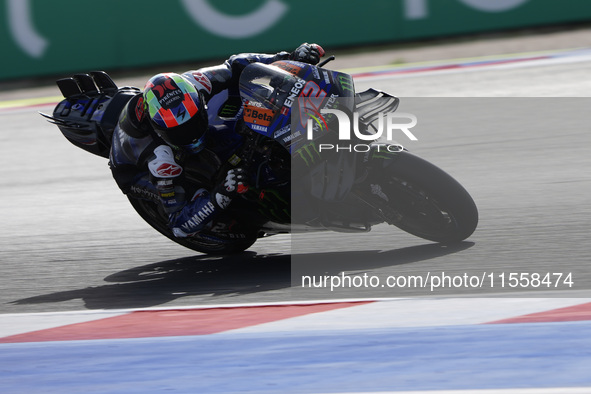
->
[182,134,206,153]
[153,100,208,148]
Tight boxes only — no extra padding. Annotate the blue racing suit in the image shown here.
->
[109,51,297,237]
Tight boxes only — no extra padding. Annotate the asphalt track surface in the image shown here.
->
[2,48,591,315]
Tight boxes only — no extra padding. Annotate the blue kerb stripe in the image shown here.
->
[1,321,590,393]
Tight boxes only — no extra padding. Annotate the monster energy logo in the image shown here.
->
[218,103,240,118]
[294,142,320,167]
[337,75,354,93]
[371,146,403,160]
[372,152,393,160]
[257,188,290,222]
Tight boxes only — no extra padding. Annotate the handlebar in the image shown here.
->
[317,55,335,68]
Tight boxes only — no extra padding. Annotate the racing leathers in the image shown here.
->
[109,44,324,238]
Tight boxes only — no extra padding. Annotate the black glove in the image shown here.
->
[289,43,325,65]
[213,168,250,209]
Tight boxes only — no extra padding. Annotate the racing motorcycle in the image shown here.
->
[42,57,478,255]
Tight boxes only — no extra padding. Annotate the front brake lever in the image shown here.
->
[317,55,335,68]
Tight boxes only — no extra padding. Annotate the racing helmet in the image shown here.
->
[144,73,208,153]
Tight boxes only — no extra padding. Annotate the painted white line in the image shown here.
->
[223,297,591,334]
[4,48,591,114]
[349,49,591,81]
[319,388,591,394]
[0,298,381,337]
[0,311,127,337]
[3,297,590,339]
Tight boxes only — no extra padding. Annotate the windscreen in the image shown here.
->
[239,61,355,153]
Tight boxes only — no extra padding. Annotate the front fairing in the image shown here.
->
[238,61,356,153]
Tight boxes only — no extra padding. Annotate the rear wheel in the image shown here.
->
[128,197,258,255]
[373,151,478,243]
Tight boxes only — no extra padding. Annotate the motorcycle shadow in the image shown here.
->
[11,242,473,310]
[291,241,474,277]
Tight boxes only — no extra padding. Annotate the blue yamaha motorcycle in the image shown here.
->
[42,58,478,254]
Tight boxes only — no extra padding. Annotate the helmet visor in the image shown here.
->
[182,134,206,153]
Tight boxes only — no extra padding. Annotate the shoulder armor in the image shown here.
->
[148,145,183,178]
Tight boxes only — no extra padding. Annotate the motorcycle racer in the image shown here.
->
[109,43,325,239]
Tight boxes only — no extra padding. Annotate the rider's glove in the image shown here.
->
[212,168,249,209]
[289,43,325,65]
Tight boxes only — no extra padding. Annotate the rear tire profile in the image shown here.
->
[128,197,257,255]
[379,151,478,243]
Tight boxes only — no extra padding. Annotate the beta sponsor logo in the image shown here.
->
[191,72,212,94]
[244,105,274,126]
[156,163,182,177]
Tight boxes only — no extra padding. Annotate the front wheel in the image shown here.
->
[128,197,258,255]
[371,151,478,243]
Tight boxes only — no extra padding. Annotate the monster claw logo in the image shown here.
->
[294,142,321,167]
[337,75,354,93]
